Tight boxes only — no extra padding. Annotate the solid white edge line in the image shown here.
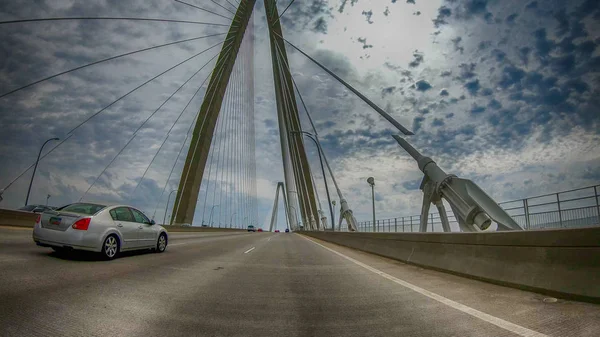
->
[300,235,548,337]
[244,247,255,254]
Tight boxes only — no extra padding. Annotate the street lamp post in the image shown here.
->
[208,205,219,227]
[25,137,59,206]
[291,130,335,231]
[331,200,336,229]
[230,212,237,228]
[163,189,178,226]
[45,194,51,206]
[367,177,376,232]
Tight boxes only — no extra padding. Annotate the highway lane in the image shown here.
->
[1,227,599,336]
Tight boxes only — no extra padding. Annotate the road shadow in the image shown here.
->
[39,248,159,262]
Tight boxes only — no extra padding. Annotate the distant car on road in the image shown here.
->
[247,225,256,232]
[285,228,290,233]
[274,229,280,233]
[33,202,168,260]
[19,204,55,213]
[257,228,263,232]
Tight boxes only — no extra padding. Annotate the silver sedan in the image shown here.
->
[33,202,168,259]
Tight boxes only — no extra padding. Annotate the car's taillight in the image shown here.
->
[72,218,91,230]
[35,215,41,224]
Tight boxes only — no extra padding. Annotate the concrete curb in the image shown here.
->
[302,228,600,303]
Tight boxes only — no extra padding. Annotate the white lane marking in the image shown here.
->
[244,247,255,254]
[267,237,272,242]
[301,235,548,337]
[169,242,189,246]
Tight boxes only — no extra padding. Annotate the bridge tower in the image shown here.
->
[172,0,321,229]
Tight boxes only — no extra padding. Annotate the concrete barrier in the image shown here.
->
[0,208,38,227]
[302,228,600,302]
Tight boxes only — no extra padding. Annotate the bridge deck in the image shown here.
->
[1,227,598,336]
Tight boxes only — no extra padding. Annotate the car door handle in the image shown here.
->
[117,223,123,228]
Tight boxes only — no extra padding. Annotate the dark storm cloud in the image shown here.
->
[464,79,480,95]
[408,51,424,68]
[433,6,452,28]
[362,10,374,24]
[280,0,332,33]
[526,1,538,9]
[414,80,432,91]
[440,89,449,96]
[452,37,464,54]
[313,17,328,33]
[407,0,416,4]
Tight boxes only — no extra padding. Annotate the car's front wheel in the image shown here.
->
[156,233,167,253]
[102,235,120,260]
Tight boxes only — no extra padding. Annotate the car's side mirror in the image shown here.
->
[150,219,156,225]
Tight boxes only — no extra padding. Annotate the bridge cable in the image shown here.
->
[217,61,234,227]
[274,32,414,136]
[271,0,296,26]
[174,0,233,20]
[0,32,226,99]
[79,52,222,201]
[0,40,230,193]
[273,42,310,227]
[274,40,320,229]
[198,45,236,224]
[66,39,230,135]
[172,45,234,222]
[204,0,237,16]
[151,49,235,219]
[131,53,220,195]
[0,17,231,26]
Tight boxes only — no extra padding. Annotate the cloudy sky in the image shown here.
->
[0,0,599,230]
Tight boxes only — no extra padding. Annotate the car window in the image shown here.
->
[57,203,106,215]
[130,208,150,224]
[112,207,134,222]
[19,205,37,211]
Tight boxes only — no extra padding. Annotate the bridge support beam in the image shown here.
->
[172,0,256,226]
[264,0,321,231]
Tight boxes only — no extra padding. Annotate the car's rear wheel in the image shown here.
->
[102,235,119,260]
[156,233,167,253]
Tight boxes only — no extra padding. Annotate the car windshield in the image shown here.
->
[56,203,106,215]
[248,225,254,228]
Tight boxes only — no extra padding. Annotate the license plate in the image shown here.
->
[49,217,62,225]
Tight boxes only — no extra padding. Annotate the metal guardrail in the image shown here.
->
[347,184,600,232]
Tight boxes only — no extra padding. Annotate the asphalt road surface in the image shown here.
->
[1,226,599,336]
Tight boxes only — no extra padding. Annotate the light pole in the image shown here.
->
[45,194,51,206]
[331,200,336,229]
[25,137,59,206]
[367,177,376,232]
[230,212,237,228]
[291,130,335,231]
[208,205,219,227]
[163,189,178,225]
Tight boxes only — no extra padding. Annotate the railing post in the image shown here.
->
[394,218,397,232]
[523,199,531,230]
[595,186,600,225]
[557,193,563,228]
[402,217,405,232]
[410,216,413,232]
